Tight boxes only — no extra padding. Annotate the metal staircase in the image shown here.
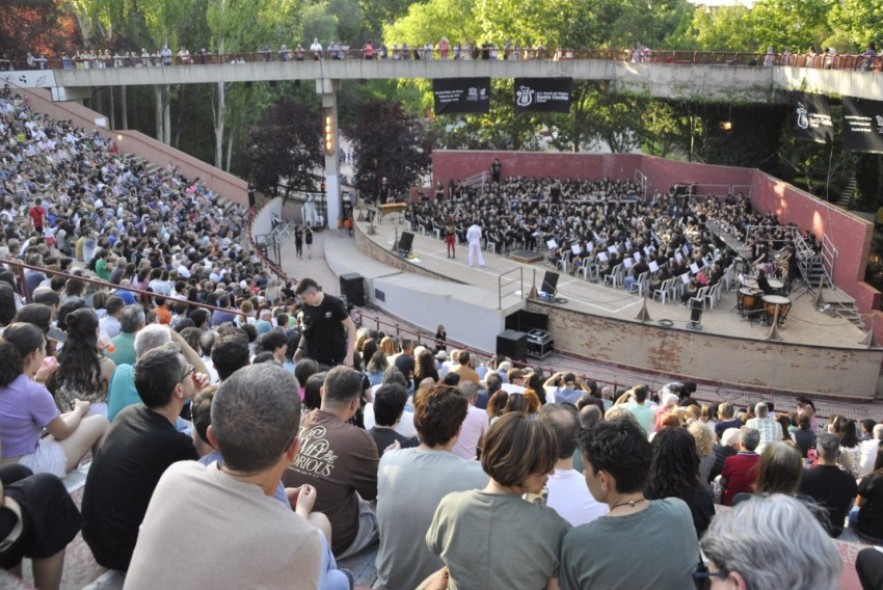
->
[794,232,834,296]
[836,176,857,209]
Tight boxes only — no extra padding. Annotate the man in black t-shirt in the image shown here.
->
[799,433,858,537]
[294,277,356,367]
[81,344,199,571]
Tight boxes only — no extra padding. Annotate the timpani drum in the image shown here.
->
[763,295,791,324]
[768,278,784,293]
[738,288,761,311]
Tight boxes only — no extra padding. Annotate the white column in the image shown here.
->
[317,78,340,229]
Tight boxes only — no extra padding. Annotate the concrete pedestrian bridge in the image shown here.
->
[4,57,882,103]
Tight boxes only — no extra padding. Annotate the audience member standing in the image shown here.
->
[294,278,355,368]
[799,433,857,537]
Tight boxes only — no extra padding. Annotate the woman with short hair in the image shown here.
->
[426,412,570,589]
[559,418,698,590]
[699,494,840,590]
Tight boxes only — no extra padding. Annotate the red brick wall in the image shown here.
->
[431,151,642,185]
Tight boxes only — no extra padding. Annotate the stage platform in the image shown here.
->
[342,215,882,400]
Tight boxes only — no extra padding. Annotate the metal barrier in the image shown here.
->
[4,49,881,73]
[497,267,524,310]
[2,258,246,319]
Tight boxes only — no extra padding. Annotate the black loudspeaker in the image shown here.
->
[690,298,703,322]
[496,329,528,361]
[339,273,365,307]
[541,271,559,296]
[398,231,414,254]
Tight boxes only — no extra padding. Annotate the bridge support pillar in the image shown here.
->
[51,87,91,103]
[316,78,341,230]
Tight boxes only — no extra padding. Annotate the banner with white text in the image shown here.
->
[842,96,883,154]
[432,78,491,114]
[792,92,833,143]
[514,78,572,113]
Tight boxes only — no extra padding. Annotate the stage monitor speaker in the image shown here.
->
[541,271,560,296]
[398,231,414,254]
[690,298,703,323]
[496,329,528,362]
[339,273,366,307]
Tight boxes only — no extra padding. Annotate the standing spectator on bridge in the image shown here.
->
[294,278,355,368]
[466,221,485,268]
[310,38,323,60]
[491,158,502,183]
[363,41,373,60]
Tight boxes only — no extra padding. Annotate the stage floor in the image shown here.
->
[362,218,868,349]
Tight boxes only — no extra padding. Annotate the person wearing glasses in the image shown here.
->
[81,343,201,572]
[696,494,840,590]
[559,417,698,590]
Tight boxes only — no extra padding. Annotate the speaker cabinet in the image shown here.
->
[398,231,414,254]
[496,329,527,361]
[339,273,366,307]
[541,271,559,296]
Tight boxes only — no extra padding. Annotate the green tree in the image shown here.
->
[345,99,434,197]
[244,98,324,196]
[746,0,830,52]
[672,6,755,52]
[829,0,883,49]
[300,3,338,44]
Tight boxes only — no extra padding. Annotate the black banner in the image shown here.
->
[514,78,572,113]
[792,92,833,143]
[432,78,490,114]
[842,96,883,154]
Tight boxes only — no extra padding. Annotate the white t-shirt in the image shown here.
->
[452,405,488,460]
[546,467,609,527]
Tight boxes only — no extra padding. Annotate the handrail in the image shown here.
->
[2,49,880,73]
[2,257,246,318]
[496,267,523,310]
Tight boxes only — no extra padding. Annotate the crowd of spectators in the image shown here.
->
[4,40,880,71]
[0,85,874,589]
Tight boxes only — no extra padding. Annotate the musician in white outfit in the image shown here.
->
[466,222,485,268]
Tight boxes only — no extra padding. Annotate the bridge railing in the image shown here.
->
[1,49,880,73]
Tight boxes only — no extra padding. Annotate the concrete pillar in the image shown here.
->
[316,78,340,230]
[51,87,92,102]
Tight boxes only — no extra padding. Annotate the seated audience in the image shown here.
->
[0,323,107,477]
[368,383,418,457]
[451,381,487,460]
[699,494,840,590]
[799,433,857,537]
[427,413,570,589]
[559,417,698,589]
[125,364,351,590]
[46,308,115,415]
[0,464,82,590]
[283,366,379,558]
[81,343,200,571]
[375,384,488,590]
[645,426,715,538]
[733,441,803,504]
[720,427,761,506]
[538,403,608,526]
